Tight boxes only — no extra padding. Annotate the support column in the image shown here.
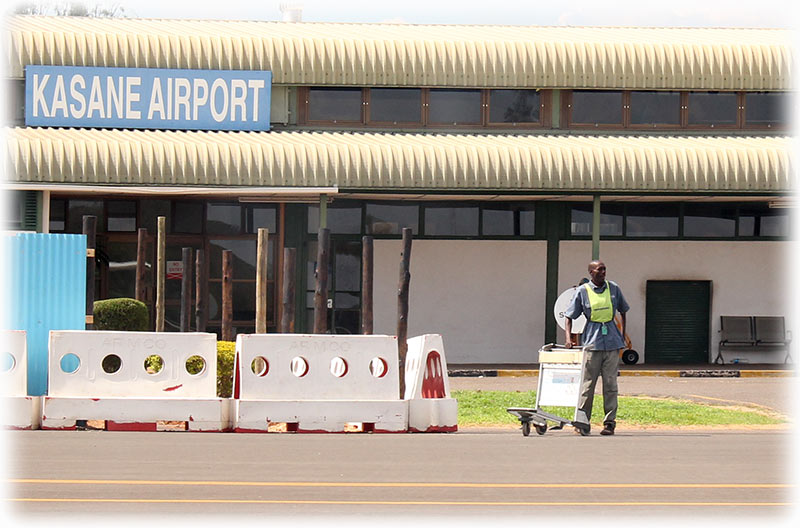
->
[592,194,601,261]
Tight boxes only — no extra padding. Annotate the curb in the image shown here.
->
[449,369,796,378]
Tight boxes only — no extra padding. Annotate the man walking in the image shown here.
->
[564,260,629,436]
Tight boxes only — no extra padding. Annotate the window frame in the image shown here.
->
[564,90,626,129]
[485,89,551,129]
[742,91,790,130]
[685,91,742,130]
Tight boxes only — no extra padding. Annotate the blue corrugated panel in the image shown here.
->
[2,233,86,396]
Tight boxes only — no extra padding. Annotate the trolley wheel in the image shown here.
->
[622,349,639,365]
[534,423,547,435]
[521,421,531,437]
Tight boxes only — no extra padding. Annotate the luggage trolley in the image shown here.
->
[507,344,587,436]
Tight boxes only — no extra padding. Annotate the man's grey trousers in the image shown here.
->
[574,349,619,431]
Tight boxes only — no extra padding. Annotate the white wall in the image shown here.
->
[373,240,548,364]
[559,241,794,364]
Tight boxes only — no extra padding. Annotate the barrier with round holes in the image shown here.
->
[404,334,458,433]
[42,330,228,431]
[234,334,408,432]
[1,330,41,429]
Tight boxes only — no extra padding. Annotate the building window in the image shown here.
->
[368,88,422,124]
[423,205,479,236]
[569,90,623,126]
[365,203,419,235]
[428,89,482,125]
[739,205,790,237]
[744,92,790,128]
[140,200,171,234]
[308,204,362,234]
[49,198,66,232]
[570,203,624,237]
[629,91,681,127]
[67,199,104,233]
[683,204,737,237]
[488,89,541,125]
[207,203,243,235]
[307,88,363,123]
[107,200,137,232]
[172,202,204,234]
[687,92,738,127]
[247,205,278,234]
[625,204,679,237]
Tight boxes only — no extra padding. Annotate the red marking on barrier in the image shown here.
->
[362,423,375,433]
[41,425,77,431]
[234,427,270,433]
[233,354,241,399]
[106,421,157,432]
[163,384,183,392]
[189,415,194,421]
[91,398,100,402]
[421,351,446,398]
[409,425,458,433]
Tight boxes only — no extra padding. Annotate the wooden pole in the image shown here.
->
[222,249,233,342]
[82,215,96,330]
[592,194,601,261]
[155,216,166,332]
[135,228,148,302]
[255,228,269,333]
[280,247,296,333]
[397,227,413,399]
[180,247,192,332]
[195,250,206,332]
[361,235,374,335]
[313,228,330,334]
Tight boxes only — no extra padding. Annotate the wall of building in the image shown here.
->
[558,240,793,364]
[373,239,548,365]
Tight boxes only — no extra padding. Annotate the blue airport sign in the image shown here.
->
[25,65,272,131]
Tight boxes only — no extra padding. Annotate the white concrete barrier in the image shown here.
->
[404,334,458,432]
[43,331,228,431]
[234,334,408,432]
[1,330,41,429]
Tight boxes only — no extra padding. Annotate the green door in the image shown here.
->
[645,280,711,364]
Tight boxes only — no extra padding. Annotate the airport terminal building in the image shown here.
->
[2,16,794,365]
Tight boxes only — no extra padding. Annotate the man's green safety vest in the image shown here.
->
[584,282,613,323]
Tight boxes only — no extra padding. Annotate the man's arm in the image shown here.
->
[565,317,573,348]
[621,312,626,338]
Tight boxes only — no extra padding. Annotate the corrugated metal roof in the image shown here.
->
[4,16,792,90]
[5,127,792,193]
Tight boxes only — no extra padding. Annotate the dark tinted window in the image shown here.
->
[308,205,361,234]
[369,88,422,123]
[67,199,104,233]
[424,206,479,236]
[489,90,540,123]
[207,203,242,235]
[683,204,736,237]
[630,91,681,125]
[739,206,790,237]
[570,204,623,236]
[570,91,623,125]
[429,89,481,125]
[173,202,204,234]
[248,206,277,233]
[308,88,362,122]
[107,201,137,232]
[626,204,679,237]
[688,92,737,126]
[49,198,66,232]
[745,92,790,126]
[366,203,419,235]
[140,200,171,234]
[481,208,515,236]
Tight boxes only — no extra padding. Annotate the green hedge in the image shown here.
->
[145,341,236,398]
[93,298,149,331]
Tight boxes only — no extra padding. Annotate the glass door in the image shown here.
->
[304,237,362,334]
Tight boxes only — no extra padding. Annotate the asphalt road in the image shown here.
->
[3,376,797,522]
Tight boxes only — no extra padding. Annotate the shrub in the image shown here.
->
[144,340,236,398]
[93,298,149,331]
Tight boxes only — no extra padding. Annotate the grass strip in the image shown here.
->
[453,390,786,427]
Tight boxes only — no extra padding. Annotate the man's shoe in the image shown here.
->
[600,425,615,436]
[573,425,590,436]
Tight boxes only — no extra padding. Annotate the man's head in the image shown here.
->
[588,260,607,286]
